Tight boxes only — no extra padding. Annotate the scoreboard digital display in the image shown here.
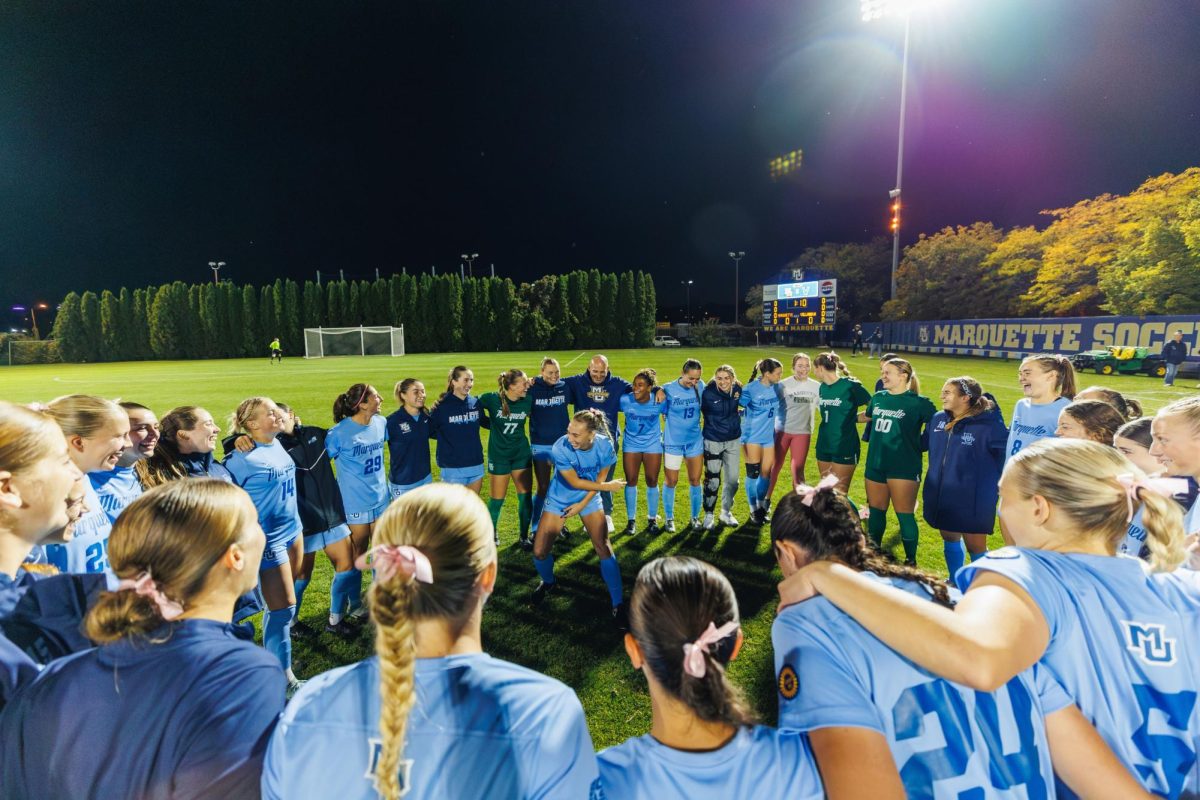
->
[762,295,836,331]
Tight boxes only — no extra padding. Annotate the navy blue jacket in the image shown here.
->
[429,394,484,468]
[385,409,432,485]
[180,451,232,481]
[1163,339,1188,365]
[528,377,572,446]
[922,405,1008,533]
[564,371,632,441]
[701,380,743,442]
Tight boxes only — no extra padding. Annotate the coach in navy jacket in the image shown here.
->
[701,378,742,442]
[922,402,1008,534]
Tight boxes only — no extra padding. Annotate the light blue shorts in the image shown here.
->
[543,493,604,519]
[260,532,299,570]
[346,498,390,526]
[623,437,663,455]
[303,523,352,554]
[740,426,775,447]
[531,444,556,462]
[388,474,433,499]
[440,464,485,485]
[664,440,704,458]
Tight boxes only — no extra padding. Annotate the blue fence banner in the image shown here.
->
[864,315,1200,363]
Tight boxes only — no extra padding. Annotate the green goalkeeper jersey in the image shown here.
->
[816,378,872,457]
[863,390,936,477]
[478,392,533,461]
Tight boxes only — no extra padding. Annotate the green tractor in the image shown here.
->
[1068,346,1167,377]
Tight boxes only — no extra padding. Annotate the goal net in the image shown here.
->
[303,326,405,358]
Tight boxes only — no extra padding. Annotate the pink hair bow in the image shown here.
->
[1115,473,1188,523]
[116,572,184,621]
[355,545,433,584]
[796,473,840,507]
[682,620,739,679]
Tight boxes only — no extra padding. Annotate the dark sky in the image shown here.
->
[2,0,1199,323]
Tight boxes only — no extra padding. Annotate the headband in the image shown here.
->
[117,571,184,620]
[682,621,739,679]
[354,385,369,409]
[355,545,433,584]
[957,379,974,399]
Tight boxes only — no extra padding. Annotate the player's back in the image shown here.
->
[263,653,599,799]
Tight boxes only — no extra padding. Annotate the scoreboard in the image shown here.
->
[762,279,837,332]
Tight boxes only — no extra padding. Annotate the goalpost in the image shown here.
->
[303,326,405,358]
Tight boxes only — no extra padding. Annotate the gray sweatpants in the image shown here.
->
[703,439,740,514]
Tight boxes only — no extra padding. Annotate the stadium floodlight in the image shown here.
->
[461,253,480,277]
[208,260,226,284]
[728,251,745,324]
[680,280,694,324]
[304,325,406,359]
[12,302,48,340]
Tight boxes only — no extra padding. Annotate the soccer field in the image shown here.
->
[3,347,1191,746]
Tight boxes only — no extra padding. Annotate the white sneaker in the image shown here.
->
[703,513,716,530]
[286,678,307,700]
[690,517,703,530]
[719,510,739,527]
[605,514,615,534]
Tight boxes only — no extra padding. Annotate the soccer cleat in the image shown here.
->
[494,532,500,546]
[750,508,767,527]
[719,510,740,527]
[346,605,369,625]
[646,518,661,534]
[286,678,307,700]
[611,603,629,632]
[290,620,316,641]
[665,519,676,533]
[690,517,703,531]
[531,581,557,606]
[324,619,356,637]
[517,535,533,551]
[702,513,715,530]
[903,559,918,568]
[605,514,615,534]
[622,520,637,536]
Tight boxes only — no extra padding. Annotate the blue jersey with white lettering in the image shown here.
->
[261,653,600,800]
[774,573,1061,800]
[528,377,573,446]
[326,415,389,514]
[385,409,432,487]
[225,440,302,549]
[1005,397,1069,460]
[959,548,1200,798]
[738,380,778,443]
[620,393,664,452]
[598,725,822,800]
[89,466,143,525]
[547,434,617,509]
[662,380,703,448]
[43,479,115,583]
[428,394,484,469]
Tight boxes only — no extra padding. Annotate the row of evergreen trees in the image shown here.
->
[50,269,658,363]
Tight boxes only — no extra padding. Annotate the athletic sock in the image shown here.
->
[663,486,676,520]
[330,569,358,620]
[968,547,987,562]
[293,578,310,612]
[867,507,887,547]
[516,493,532,538]
[598,556,623,608]
[757,476,771,509]
[943,540,966,578]
[624,485,638,523]
[531,493,546,533]
[898,513,919,562]
[646,486,660,519]
[264,605,296,670]
[345,567,364,613]
[488,497,505,532]
[533,554,556,585]
[744,473,759,510]
[689,485,703,518]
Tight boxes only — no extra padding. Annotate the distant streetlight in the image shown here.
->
[680,280,694,323]
[728,251,745,324]
[461,253,480,277]
[12,303,49,340]
[208,261,226,284]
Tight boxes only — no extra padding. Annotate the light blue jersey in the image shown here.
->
[620,393,664,454]
[738,380,778,446]
[662,380,702,449]
[960,548,1200,798]
[1118,507,1148,558]
[547,434,617,510]
[326,415,389,515]
[44,479,115,584]
[1005,397,1069,460]
[774,573,1061,800]
[598,725,822,800]
[88,466,143,525]
[262,653,600,799]
[225,440,302,550]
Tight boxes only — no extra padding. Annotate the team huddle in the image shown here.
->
[1,347,1199,799]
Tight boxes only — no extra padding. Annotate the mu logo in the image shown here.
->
[1121,621,1177,667]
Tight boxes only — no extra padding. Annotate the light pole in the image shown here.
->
[12,303,48,340]
[727,251,745,324]
[461,253,479,277]
[680,280,694,323]
[208,261,226,284]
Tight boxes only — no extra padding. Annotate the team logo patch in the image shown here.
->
[1122,621,1177,666]
[777,664,799,700]
[960,432,975,446]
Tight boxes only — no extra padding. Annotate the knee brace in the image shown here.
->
[746,463,761,480]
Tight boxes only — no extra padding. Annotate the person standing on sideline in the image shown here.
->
[867,327,884,358]
[1161,330,1188,387]
[850,325,864,356]
[269,336,283,364]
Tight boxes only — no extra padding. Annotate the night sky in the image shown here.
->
[2,0,1199,323]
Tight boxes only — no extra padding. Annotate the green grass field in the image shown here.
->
[2,347,1191,746]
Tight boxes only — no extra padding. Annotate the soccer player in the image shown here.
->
[137,406,232,486]
[529,410,627,621]
[1056,398,1126,444]
[923,377,1007,575]
[771,484,1151,800]
[225,396,305,692]
[429,366,485,492]
[1076,385,1144,420]
[740,358,783,526]
[701,365,742,530]
[779,438,1200,799]
[41,395,130,583]
[1005,353,1076,459]
[812,352,873,492]
[478,369,534,547]
[528,358,572,540]
[385,378,433,500]
[662,359,705,531]
[619,368,664,534]
[1114,418,1175,560]
[768,353,819,498]
[1151,396,1200,538]
[597,556,823,800]
[0,402,82,707]
[861,358,936,566]
[1,480,286,799]
[269,335,282,364]
[262,483,600,800]
[87,401,156,525]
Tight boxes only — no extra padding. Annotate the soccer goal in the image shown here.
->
[303,326,405,358]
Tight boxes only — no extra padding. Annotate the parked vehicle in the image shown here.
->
[1068,346,1166,377]
[653,335,681,347]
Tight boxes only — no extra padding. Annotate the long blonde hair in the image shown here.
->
[231,397,272,435]
[1157,396,1200,435]
[1005,438,1186,571]
[884,358,920,395]
[368,483,495,800]
[45,394,124,438]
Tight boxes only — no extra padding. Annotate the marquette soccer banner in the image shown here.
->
[875,315,1200,363]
